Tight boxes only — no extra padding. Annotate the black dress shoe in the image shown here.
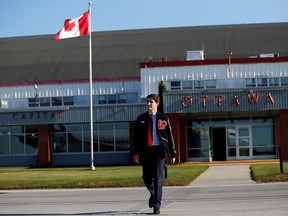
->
[153,208,160,214]
[149,196,154,208]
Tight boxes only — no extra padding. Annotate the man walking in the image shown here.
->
[132,94,176,214]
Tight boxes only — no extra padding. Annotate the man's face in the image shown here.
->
[146,97,159,113]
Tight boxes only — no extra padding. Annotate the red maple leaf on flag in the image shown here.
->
[55,11,89,40]
[64,19,76,31]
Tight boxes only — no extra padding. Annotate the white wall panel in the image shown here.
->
[0,81,140,100]
[140,62,288,97]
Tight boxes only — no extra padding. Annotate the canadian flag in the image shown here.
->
[55,11,89,40]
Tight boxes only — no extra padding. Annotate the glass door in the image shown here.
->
[236,126,252,159]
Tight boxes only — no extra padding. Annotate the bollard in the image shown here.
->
[279,147,284,174]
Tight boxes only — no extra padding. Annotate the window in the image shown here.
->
[25,93,136,108]
[108,95,117,104]
[281,77,288,86]
[28,98,39,107]
[171,81,181,90]
[75,96,89,106]
[0,127,10,154]
[83,124,98,152]
[98,95,107,104]
[182,81,193,89]
[194,80,204,89]
[206,80,216,88]
[67,125,82,152]
[52,125,67,153]
[257,78,268,86]
[269,77,279,86]
[126,93,138,103]
[25,126,38,154]
[246,78,256,87]
[252,126,275,156]
[115,123,130,151]
[52,97,62,106]
[117,94,127,103]
[99,124,114,151]
[40,98,50,107]
[0,126,38,155]
[63,97,74,106]
[52,123,130,153]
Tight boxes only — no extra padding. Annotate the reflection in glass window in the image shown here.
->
[115,123,130,151]
[182,81,193,89]
[246,78,256,87]
[0,126,38,155]
[171,81,181,90]
[206,80,216,88]
[10,126,24,155]
[40,98,51,106]
[52,125,67,153]
[187,127,209,158]
[127,93,137,103]
[252,127,273,147]
[194,80,204,89]
[52,123,130,153]
[253,147,276,156]
[75,96,89,106]
[63,97,74,106]
[227,128,236,147]
[52,97,62,106]
[0,127,10,154]
[252,126,275,156]
[269,77,279,86]
[99,124,114,151]
[67,125,82,152]
[25,126,38,154]
[83,124,98,152]
[117,94,127,103]
[281,77,288,86]
[238,128,249,136]
[257,78,268,86]
[98,95,107,104]
[108,95,117,104]
[28,98,39,107]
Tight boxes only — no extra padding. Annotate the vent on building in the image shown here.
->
[186,50,204,61]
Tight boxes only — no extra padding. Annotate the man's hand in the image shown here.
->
[133,154,140,164]
[171,157,176,164]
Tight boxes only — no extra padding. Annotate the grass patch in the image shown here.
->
[251,162,288,183]
[0,165,208,190]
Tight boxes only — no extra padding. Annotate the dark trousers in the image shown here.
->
[142,146,166,210]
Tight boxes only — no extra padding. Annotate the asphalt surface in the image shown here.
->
[1,164,288,216]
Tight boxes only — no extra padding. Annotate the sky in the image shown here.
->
[1,0,288,38]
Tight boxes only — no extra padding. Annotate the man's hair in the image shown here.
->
[147,94,160,103]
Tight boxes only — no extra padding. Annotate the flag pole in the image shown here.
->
[88,1,95,171]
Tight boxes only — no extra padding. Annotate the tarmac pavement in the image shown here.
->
[1,161,287,216]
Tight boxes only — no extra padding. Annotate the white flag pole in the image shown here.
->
[88,1,95,171]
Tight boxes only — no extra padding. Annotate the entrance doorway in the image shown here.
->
[211,127,227,161]
[236,126,252,159]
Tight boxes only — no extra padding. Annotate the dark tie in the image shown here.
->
[148,114,153,146]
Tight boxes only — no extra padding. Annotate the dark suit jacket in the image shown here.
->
[132,111,176,159]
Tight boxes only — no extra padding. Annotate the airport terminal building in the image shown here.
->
[1,22,288,166]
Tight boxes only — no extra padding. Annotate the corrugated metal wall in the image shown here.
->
[163,88,288,113]
[0,104,146,125]
[0,80,140,100]
[141,62,288,97]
